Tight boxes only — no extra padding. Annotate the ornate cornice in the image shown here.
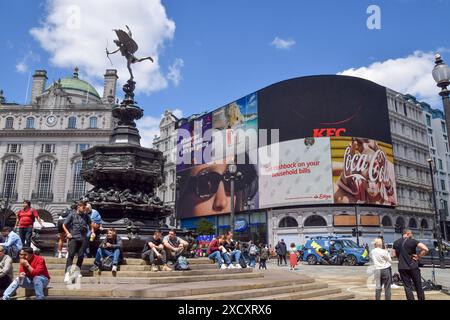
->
[0,129,112,137]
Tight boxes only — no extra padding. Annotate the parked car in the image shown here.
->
[303,236,369,266]
[416,239,450,267]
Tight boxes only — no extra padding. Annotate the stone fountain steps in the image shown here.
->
[244,287,344,300]
[40,257,212,265]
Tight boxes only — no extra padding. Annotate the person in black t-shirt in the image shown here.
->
[142,229,172,272]
[392,229,429,300]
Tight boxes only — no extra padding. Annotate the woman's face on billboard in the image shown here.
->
[182,163,235,216]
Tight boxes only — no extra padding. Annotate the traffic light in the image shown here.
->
[352,228,357,237]
[394,224,402,233]
[358,230,363,237]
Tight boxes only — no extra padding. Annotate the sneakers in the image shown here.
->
[64,272,71,283]
[234,264,242,269]
[220,264,227,270]
[151,265,159,272]
[57,252,62,259]
[227,264,235,269]
[162,264,172,272]
[112,265,118,276]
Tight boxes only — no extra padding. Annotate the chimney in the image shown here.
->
[31,70,48,104]
[0,89,5,104]
[103,69,118,103]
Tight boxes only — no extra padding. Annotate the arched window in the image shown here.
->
[89,117,98,128]
[304,215,327,227]
[408,218,418,229]
[420,219,429,229]
[278,216,298,228]
[72,161,85,199]
[2,161,18,197]
[395,217,405,229]
[26,117,35,129]
[381,216,392,227]
[36,161,53,199]
[5,117,14,129]
[68,116,77,129]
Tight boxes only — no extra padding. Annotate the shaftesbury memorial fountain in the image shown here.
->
[80,26,172,255]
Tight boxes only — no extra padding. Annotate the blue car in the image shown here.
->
[303,237,369,266]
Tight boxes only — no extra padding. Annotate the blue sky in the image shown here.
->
[1,0,449,145]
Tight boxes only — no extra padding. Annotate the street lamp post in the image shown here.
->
[432,54,450,136]
[224,163,242,233]
[439,199,448,241]
[427,158,446,269]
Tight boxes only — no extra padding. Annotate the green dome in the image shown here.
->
[45,69,101,100]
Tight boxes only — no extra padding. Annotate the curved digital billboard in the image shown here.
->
[176,75,396,219]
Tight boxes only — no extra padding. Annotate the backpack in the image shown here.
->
[101,256,114,271]
[249,244,257,256]
[174,255,191,271]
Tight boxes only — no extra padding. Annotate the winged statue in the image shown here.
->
[106,25,154,80]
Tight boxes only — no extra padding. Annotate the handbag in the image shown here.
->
[101,256,114,271]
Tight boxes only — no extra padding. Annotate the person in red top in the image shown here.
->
[15,200,43,247]
[207,236,230,269]
[2,247,50,300]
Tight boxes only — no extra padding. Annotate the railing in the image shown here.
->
[0,192,18,201]
[66,191,85,202]
[31,191,54,201]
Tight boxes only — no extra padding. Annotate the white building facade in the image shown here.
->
[0,68,116,224]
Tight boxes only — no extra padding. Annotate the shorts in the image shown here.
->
[57,219,65,234]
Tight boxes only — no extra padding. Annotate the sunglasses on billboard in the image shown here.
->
[188,170,246,199]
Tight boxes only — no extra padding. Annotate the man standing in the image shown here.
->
[15,200,43,247]
[62,201,94,283]
[86,203,103,258]
[392,229,429,300]
[163,229,188,264]
[275,239,287,266]
[0,246,13,291]
[142,229,172,272]
[370,238,392,300]
[2,247,50,300]
[0,227,22,261]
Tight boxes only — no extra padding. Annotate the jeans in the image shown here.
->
[5,246,19,261]
[227,250,242,265]
[208,251,231,267]
[399,268,425,300]
[248,255,257,268]
[142,249,167,265]
[277,254,287,266]
[66,238,89,272]
[2,276,49,300]
[259,259,267,269]
[375,267,392,300]
[95,248,122,266]
[19,227,33,248]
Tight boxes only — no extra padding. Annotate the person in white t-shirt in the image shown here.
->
[370,238,392,300]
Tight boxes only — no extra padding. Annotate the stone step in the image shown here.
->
[179,282,328,300]
[40,257,212,265]
[303,292,355,300]
[244,287,343,300]
[46,267,253,278]
[13,263,218,271]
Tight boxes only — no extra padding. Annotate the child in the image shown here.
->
[289,243,298,270]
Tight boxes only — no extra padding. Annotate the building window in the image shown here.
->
[5,117,13,129]
[164,141,168,151]
[72,161,86,199]
[68,116,77,129]
[278,216,298,228]
[6,144,21,153]
[408,218,418,229]
[403,103,408,116]
[426,115,431,127]
[2,161,18,197]
[26,117,35,129]
[37,161,53,198]
[438,159,443,170]
[77,144,90,153]
[442,122,447,133]
[441,179,446,191]
[89,117,98,128]
[303,215,327,227]
[420,219,429,229]
[381,216,392,227]
[431,136,434,147]
[41,144,56,153]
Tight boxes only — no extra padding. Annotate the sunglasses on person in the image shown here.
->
[188,170,246,199]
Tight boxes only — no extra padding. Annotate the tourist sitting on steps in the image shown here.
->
[2,247,50,300]
[0,227,23,261]
[90,228,122,275]
[142,229,172,272]
[163,228,189,264]
[207,235,230,269]
[223,231,242,268]
[0,246,13,292]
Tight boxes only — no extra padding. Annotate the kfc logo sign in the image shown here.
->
[313,128,346,137]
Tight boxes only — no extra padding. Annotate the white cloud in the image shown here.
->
[30,0,177,94]
[338,51,443,106]
[16,51,40,73]
[167,58,184,87]
[271,37,296,50]
[136,108,183,147]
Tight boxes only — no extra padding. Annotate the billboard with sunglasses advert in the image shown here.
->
[176,93,259,219]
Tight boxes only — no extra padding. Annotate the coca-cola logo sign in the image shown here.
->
[343,147,388,183]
